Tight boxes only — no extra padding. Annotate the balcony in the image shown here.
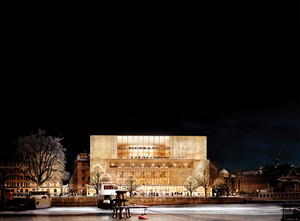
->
[108,160,193,170]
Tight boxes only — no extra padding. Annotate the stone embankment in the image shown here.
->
[52,196,243,206]
[127,196,243,205]
[52,197,97,206]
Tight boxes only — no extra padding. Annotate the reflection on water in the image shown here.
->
[0,204,283,221]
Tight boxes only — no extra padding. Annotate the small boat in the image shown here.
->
[97,183,118,209]
[139,214,148,219]
[29,190,51,209]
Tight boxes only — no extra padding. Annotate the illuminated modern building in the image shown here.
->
[90,135,209,195]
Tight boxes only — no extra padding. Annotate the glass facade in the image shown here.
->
[90,135,207,195]
[117,136,170,159]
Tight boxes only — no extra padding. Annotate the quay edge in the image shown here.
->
[51,196,244,207]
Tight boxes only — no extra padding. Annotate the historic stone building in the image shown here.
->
[0,158,63,197]
[90,135,209,195]
[232,170,268,195]
[69,153,90,196]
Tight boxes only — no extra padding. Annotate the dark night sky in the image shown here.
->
[1,2,299,173]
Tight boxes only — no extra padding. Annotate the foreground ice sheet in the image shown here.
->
[0,207,107,215]
[0,204,284,221]
[0,204,282,216]
[149,204,282,215]
[133,204,283,216]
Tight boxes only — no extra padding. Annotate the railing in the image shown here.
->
[258,192,300,200]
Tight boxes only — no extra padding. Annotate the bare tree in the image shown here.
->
[183,176,198,196]
[212,177,232,196]
[123,174,140,197]
[17,129,67,188]
[194,161,217,197]
[90,165,110,195]
[212,177,224,195]
[209,163,219,182]
[222,178,232,196]
[212,177,224,189]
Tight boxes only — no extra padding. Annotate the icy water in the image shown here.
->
[0,204,283,220]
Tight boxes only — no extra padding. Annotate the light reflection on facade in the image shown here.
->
[90,135,208,195]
